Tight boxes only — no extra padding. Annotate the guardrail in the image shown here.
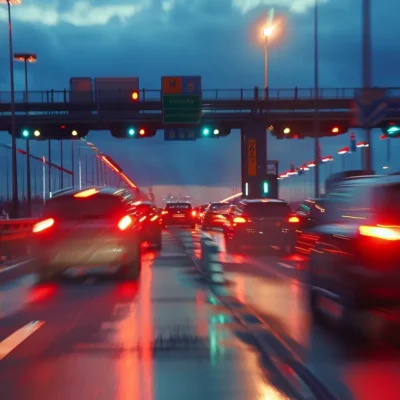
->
[0,87,397,103]
[198,235,224,284]
[0,219,37,264]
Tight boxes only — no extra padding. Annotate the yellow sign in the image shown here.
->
[248,139,257,176]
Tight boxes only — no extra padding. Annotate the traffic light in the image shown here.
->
[111,124,157,139]
[13,124,88,139]
[199,126,231,138]
[131,90,139,101]
[261,180,269,197]
[382,121,400,138]
[269,119,349,139]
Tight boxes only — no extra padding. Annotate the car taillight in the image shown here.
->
[33,218,55,233]
[288,216,300,223]
[150,215,158,222]
[233,216,246,224]
[139,215,146,223]
[359,225,400,241]
[191,210,196,217]
[118,215,133,231]
[162,210,168,215]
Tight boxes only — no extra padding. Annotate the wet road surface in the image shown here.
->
[0,231,293,400]
[176,228,400,400]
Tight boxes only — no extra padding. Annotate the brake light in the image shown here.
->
[162,210,168,215]
[233,216,246,224]
[33,218,55,233]
[359,225,400,241]
[74,188,98,198]
[289,216,300,223]
[191,210,196,217]
[118,215,132,231]
[139,216,146,223]
[150,215,158,222]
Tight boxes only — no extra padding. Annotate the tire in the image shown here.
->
[119,244,141,281]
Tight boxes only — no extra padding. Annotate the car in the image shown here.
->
[194,204,208,225]
[130,200,162,250]
[223,199,298,253]
[32,187,142,282]
[161,201,196,229]
[200,202,233,230]
[304,174,400,333]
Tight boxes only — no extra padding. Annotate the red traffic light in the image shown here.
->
[331,126,339,134]
[131,91,139,101]
[139,128,145,136]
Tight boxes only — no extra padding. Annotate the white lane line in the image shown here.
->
[0,321,45,360]
[0,259,32,274]
[278,262,295,269]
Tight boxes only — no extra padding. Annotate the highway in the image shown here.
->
[0,231,295,400]
[175,228,400,400]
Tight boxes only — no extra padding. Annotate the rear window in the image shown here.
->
[245,202,291,217]
[43,194,124,220]
[165,203,191,209]
[132,204,152,214]
[210,203,226,211]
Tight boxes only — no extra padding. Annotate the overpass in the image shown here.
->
[1,85,399,201]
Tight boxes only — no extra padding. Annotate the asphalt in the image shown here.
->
[176,228,400,400]
[0,231,293,400]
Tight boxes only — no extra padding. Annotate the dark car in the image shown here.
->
[200,202,233,230]
[223,199,298,253]
[161,202,195,228]
[305,175,400,332]
[32,187,142,282]
[130,200,162,250]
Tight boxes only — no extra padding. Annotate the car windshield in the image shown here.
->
[245,202,291,218]
[166,203,191,209]
[43,194,123,220]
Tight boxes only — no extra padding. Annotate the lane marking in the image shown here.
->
[0,259,32,274]
[278,262,295,269]
[0,320,45,360]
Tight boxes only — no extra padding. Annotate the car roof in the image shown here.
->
[239,198,288,204]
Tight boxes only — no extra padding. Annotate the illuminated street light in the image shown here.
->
[72,130,78,136]
[1,0,22,216]
[33,130,40,137]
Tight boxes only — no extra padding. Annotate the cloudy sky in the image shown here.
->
[0,0,400,198]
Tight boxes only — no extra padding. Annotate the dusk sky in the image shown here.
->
[0,0,400,196]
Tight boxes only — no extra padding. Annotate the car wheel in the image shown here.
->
[120,244,141,281]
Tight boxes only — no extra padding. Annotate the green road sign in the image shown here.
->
[162,76,202,124]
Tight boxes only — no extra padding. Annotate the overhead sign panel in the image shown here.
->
[164,128,198,141]
[162,76,202,124]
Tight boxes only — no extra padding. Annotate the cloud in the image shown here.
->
[0,0,150,26]
[232,0,329,13]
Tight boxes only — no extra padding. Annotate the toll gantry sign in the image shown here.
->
[161,76,202,124]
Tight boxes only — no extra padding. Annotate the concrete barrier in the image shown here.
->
[200,236,224,284]
[0,219,37,263]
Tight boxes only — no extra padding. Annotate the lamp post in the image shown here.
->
[1,0,22,217]
[313,0,320,198]
[262,25,274,91]
[14,52,36,216]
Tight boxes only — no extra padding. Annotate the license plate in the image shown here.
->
[173,214,185,218]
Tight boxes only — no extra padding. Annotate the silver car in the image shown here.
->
[32,187,142,282]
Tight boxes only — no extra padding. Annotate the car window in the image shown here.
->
[43,194,124,220]
[210,203,226,211]
[165,203,191,210]
[245,202,291,217]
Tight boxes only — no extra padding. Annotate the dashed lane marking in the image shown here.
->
[278,262,295,269]
[0,321,45,360]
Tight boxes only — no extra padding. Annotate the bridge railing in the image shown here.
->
[0,87,391,103]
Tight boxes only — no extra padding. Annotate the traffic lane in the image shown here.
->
[0,231,293,400]
[206,232,400,399]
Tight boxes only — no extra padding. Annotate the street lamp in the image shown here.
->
[261,24,274,90]
[1,0,22,217]
[14,52,36,217]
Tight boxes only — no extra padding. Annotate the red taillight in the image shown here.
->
[74,188,98,198]
[33,218,55,233]
[162,210,168,215]
[150,215,158,222]
[359,225,400,241]
[191,210,196,217]
[289,216,300,223]
[118,215,133,231]
[233,216,246,224]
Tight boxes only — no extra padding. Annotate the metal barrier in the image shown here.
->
[0,219,37,263]
[200,236,224,284]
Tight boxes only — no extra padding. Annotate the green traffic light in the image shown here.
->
[202,128,210,136]
[22,129,29,138]
[263,181,269,194]
[128,128,135,136]
[387,125,400,136]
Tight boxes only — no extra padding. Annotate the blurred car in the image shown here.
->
[32,187,142,282]
[200,202,233,230]
[130,200,162,250]
[223,199,298,253]
[304,174,400,331]
[161,201,196,228]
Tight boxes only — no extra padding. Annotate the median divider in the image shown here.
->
[0,218,37,264]
[200,236,224,284]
